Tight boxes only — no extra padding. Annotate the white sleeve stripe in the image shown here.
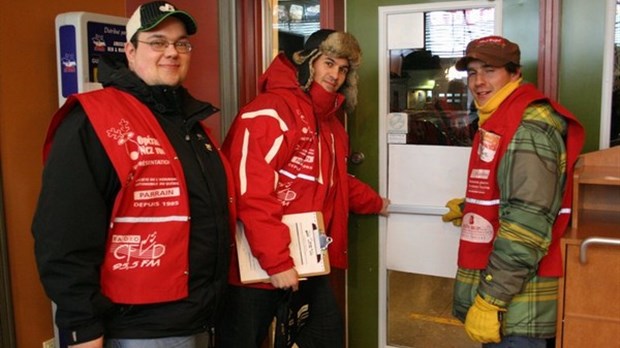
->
[316,136,323,185]
[265,135,283,164]
[278,169,318,182]
[241,109,289,132]
[240,129,250,195]
[298,173,317,182]
[278,169,296,179]
[240,130,283,195]
[329,133,335,186]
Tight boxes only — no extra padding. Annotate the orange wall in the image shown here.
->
[0,1,220,347]
[0,1,124,345]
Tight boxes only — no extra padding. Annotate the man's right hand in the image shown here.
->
[270,268,299,291]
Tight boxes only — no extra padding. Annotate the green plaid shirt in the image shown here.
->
[453,102,568,338]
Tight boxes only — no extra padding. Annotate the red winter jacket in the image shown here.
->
[222,54,383,288]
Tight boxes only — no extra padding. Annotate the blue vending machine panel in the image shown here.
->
[58,25,78,99]
[55,12,127,106]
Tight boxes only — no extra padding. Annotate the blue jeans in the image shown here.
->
[105,331,211,348]
[483,336,547,348]
[216,275,344,347]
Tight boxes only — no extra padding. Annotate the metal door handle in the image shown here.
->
[350,151,365,165]
[388,204,448,216]
[579,237,620,264]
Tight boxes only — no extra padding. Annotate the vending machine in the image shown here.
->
[53,12,128,346]
[55,12,127,106]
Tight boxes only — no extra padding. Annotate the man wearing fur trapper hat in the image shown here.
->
[289,29,362,113]
[219,29,389,347]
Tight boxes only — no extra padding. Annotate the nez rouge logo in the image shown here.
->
[106,119,166,161]
[110,232,166,270]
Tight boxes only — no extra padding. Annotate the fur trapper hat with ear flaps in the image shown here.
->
[290,29,362,112]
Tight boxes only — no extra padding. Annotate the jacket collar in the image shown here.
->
[97,54,218,121]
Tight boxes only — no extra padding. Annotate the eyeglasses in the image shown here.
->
[137,39,192,53]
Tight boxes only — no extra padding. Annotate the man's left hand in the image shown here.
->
[464,295,506,343]
[379,197,390,216]
[270,268,299,291]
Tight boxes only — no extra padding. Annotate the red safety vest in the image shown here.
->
[46,88,197,303]
[458,84,584,276]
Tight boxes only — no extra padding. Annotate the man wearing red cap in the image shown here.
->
[32,2,234,347]
[218,29,389,347]
[441,36,585,347]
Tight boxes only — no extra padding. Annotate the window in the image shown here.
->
[388,7,495,147]
[425,9,495,58]
[269,0,321,59]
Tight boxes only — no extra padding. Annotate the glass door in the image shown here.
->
[602,0,620,148]
[378,2,502,347]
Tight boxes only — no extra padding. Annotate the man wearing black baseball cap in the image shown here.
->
[33,2,233,347]
[441,35,585,346]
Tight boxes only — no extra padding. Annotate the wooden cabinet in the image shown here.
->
[556,146,620,348]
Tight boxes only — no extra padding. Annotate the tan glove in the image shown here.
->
[441,198,464,226]
[464,295,506,343]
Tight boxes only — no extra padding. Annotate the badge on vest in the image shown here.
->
[478,129,501,163]
[460,212,494,243]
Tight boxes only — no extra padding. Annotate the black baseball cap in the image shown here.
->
[125,1,197,41]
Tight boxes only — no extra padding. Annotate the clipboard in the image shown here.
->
[235,211,331,284]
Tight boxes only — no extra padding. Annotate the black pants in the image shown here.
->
[216,275,344,348]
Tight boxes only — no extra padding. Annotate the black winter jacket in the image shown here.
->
[32,54,230,345]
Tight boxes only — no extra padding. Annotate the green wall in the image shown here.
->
[345,1,542,346]
[559,0,606,152]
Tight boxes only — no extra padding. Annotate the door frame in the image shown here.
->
[599,0,616,149]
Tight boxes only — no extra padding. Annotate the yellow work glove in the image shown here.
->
[464,295,506,343]
[441,198,464,226]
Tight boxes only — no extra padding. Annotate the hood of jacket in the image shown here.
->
[258,53,301,94]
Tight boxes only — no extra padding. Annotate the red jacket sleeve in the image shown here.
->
[348,174,384,214]
[222,101,296,276]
